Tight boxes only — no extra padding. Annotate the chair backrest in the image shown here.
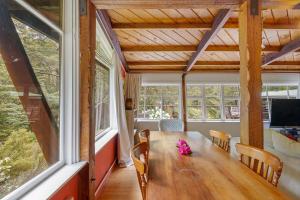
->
[235,143,283,187]
[159,119,183,132]
[131,142,149,200]
[139,129,150,149]
[134,131,141,146]
[209,130,231,152]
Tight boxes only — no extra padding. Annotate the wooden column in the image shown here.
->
[80,0,96,199]
[182,73,187,131]
[239,0,263,148]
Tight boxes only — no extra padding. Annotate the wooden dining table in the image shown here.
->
[147,131,289,200]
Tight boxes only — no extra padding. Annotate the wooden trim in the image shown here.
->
[185,9,232,72]
[92,0,300,9]
[128,61,300,67]
[80,1,96,199]
[95,160,117,199]
[239,0,263,148]
[96,10,129,72]
[129,68,300,74]
[92,0,240,9]
[122,45,291,53]
[112,22,300,31]
[263,38,300,66]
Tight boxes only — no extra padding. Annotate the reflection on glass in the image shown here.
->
[24,0,62,27]
[0,2,61,198]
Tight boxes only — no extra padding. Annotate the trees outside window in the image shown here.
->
[0,1,61,198]
[138,86,179,120]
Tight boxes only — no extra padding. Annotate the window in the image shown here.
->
[138,85,180,120]
[223,85,240,120]
[0,0,62,198]
[94,20,113,136]
[205,85,221,120]
[262,85,298,121]
[186,86,203,120]
[95,63,110,134]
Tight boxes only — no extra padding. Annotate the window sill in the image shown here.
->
[21,161,87,200]
[95,129,118,153]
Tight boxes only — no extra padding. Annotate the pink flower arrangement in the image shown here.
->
[176,139,192,155]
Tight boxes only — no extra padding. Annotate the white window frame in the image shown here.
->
[94,19,114,141]
[138,84,181,120]
[3,0,80,199]
[94,60,113,140]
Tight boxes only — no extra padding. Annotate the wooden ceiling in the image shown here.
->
[94,0,300,73]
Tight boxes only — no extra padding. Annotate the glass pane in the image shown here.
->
[206,97,220,106]
[261,86,267,96]
[162,106,178,119]
[262,98,269,121]
[187,106,202,120]
[267,86,288,97]
[24,0,62,28]
[224,106,240,119]
[224,99,239,106]
[205,85,220,96]
[145,96,161,106]
[0,3,61,197]
[140,86,145,96]
[206,106,221,119]
[162,96,178,106]
[145,106,162,119]
[187,85,202,97]
[223,85,239,97]
[95,64,110,134]
[187,98,202,106]
[162,86,178,95]
[145,86,161,95]
[137,106,145,118]
[288,86,298,97]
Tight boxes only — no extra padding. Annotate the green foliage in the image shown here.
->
[0,129,47,198]
[0,17,59,198]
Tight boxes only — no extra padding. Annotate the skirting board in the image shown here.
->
[95,159,117,199]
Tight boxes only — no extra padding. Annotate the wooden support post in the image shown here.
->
[239,0,263,148]
[0,0,59,164]
[182,73,187,131]
[80,0,96,199]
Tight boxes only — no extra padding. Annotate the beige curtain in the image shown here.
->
[125,73,141,111]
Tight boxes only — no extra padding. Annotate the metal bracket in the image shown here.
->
[79,0,87,16]
[250,0,259,16]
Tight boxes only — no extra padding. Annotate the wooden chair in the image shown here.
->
[131,142,149,200]
[139,129,150,149]
[235,143,283,187]
[209,130,231,152]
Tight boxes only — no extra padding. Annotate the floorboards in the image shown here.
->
[98,166,142,200]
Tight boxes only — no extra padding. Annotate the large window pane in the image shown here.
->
[267,86,288,97]
[0,2,61,198]
[206,106,221,119]
[187,106,202,120]
[95,63,110,134]
[138,85,179,120]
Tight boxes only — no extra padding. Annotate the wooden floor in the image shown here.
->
[98,166,142,200]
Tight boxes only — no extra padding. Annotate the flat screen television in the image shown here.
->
[270,99,300,127]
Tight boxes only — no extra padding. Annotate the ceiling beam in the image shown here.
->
[92,0,240,9]
[122,45,293,53]
[96,10,129,72]
[92,0,300,9]
[112,22,300,31]
[129,68,300,74]
[128,61,300,66]
[262,38,300,66]
[185,9,232,72]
